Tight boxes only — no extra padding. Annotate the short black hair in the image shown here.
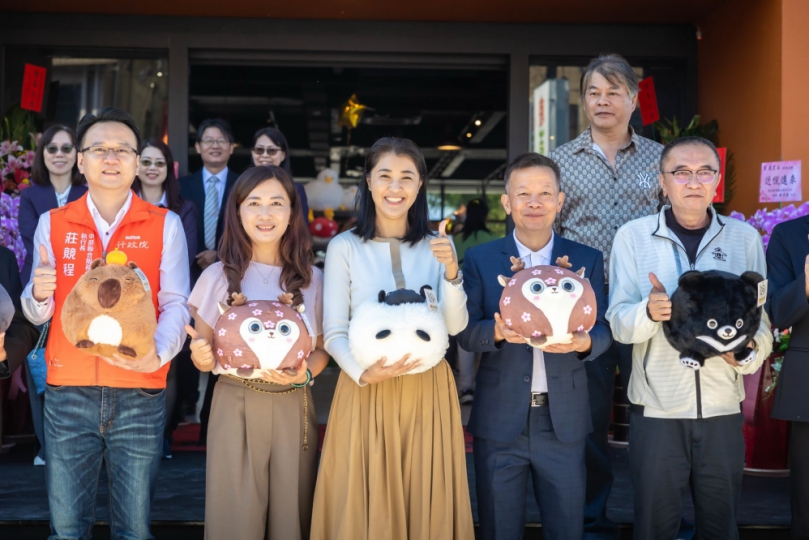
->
[504,152,561,190]
[76,107,141,150]
[352,137,432,245]
[581,53,639,99]
[660,136,721,171]
[196,118,235,144]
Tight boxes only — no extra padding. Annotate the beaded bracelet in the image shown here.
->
[291,369,312,388]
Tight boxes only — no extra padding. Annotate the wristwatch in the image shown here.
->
[445,270,463,286]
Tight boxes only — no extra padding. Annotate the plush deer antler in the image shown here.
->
[555,255,573,269]
[510,256,526,272]
[230,292,247,306]
[276,292,294,306]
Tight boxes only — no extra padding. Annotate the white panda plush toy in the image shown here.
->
[304,168,344,212]
[348,286,449,375]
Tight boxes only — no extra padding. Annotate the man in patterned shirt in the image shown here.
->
[550,53,664,540]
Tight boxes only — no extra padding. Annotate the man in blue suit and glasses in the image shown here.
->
[458,152,612,540]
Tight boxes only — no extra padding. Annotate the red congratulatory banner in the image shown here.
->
[21,64,47,113]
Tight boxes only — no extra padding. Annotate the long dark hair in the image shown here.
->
[462,197,491,241]
[132,138,185,214]
[31,125,83,187]
[219,166,313,307]
[352,137,431,245]
[250,127,293,178]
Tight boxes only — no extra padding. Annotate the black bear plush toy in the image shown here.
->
[663,270,764,370]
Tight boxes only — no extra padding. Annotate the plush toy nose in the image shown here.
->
[717,325,737,339]
[98,278,121,309]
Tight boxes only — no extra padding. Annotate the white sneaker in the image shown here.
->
[33,456,46,466]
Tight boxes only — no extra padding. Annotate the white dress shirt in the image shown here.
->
[21,191,191,367]
[202,166,228,210]
[513,230,555,394]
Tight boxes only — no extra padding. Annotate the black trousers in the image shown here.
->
[629,411,744,540]
[791,421,809,539]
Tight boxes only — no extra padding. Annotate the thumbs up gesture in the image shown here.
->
[32,245,57,303]
[430,219,459,280]
[647,272,672,322]
[186,324,215,372]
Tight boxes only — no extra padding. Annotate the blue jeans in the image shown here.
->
[44,385,165,540]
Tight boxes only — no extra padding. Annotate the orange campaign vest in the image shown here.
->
[46,192,170,388]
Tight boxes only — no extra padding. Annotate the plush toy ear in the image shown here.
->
[217,302,229,315]
[576,267,586,278]
[740,271,765,289]
[678,270,704,287]
[90,258,105,269]
[498,275,508,287]
[127,262,139,270]
[419,285,433,299]
[378,290,387,303]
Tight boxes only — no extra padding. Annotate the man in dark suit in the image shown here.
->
[178,118,240,442]
[178,118,241,283]
[459,152,612,540]
[766,217,809,539]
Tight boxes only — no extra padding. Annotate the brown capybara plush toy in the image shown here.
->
[61,259,157,359]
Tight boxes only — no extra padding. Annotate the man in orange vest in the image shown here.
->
[22,107,190,539]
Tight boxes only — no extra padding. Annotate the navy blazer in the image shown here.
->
[458,233,612,444]
[18,182,88,284]
[766,216,809,422]
[179,168,240,283]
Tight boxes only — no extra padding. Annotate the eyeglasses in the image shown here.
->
[200,138,229,147]
[251,146,283,157]
[140,159,167,168]
[79,146,138,158]
[45,144,74,155]
[665,169,718,184]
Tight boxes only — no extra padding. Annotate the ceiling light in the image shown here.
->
[157,71,163,77]
[474,119,482,126]
[438,141,463,151]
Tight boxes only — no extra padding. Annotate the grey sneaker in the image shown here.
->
[459,389,474,404]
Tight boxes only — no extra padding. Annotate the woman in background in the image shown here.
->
[249,127,309,221]
[133,138,197,459]
[17,125,86,467]
[19,125,86,284]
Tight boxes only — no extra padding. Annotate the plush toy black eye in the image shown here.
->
[530,281,545,294]
[735,319,744,329]
[376,330,391,339]
[561,279,575,292]
[707,319,718,329]
[278,323,291,336]
[248,321,263,334]
[416,330,431,342]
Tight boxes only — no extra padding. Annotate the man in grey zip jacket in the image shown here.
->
[606,136,773,539]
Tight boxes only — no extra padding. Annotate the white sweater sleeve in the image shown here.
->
[323,235,367,386]
[734,234,773,374]
[606,227,662,344]
[439,249,468,336]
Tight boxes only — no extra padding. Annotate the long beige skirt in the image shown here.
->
[205,374,318,540]
[310,359,474,540]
